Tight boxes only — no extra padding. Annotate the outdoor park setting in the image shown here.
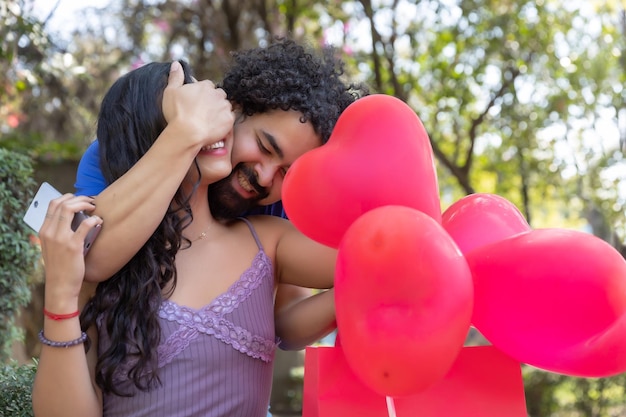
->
[2,0,626,416]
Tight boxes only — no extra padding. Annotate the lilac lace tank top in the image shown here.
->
[99,218,277,417]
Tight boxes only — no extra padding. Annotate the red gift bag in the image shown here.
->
[302,345,527,417]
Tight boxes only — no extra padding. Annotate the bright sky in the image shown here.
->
[31,0,112,39]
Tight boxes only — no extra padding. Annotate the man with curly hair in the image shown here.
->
[210,38,366,220]
[74,38,367,349]
[76,39,365,218]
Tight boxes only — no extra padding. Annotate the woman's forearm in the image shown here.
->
[83,122,202,282]
[32,313,101,417]
[83,68,234,282]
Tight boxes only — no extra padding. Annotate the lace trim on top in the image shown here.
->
[157,251,275,365]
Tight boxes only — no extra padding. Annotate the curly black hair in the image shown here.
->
[81,61,196,396]
[220,38,368,144]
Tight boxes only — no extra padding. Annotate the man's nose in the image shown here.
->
[255,164,279,188]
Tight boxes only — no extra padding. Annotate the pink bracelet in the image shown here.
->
[38,330,87,348]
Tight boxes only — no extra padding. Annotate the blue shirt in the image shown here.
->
[74,140,287,219]
[74,141,108,197]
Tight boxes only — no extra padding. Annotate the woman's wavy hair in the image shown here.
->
[79,38,368,396]
[219,37,369,144]
[80,61,196,395]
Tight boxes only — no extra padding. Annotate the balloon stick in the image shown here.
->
[386,396,398,417]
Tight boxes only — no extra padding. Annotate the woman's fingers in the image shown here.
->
[40,194,100,239]
[39,194,103,286]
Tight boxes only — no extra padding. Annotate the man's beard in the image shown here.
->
[208,163,270,220]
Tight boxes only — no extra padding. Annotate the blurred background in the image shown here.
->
[1,0,625,416]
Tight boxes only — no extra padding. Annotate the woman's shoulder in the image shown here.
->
[237,215,294,247]
[244,214,290,226]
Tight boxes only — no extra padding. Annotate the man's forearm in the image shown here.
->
[274,289,336,350]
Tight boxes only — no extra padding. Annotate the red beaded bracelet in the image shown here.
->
[43,308,80,321]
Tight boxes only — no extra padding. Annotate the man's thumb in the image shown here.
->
[167,61,184,88]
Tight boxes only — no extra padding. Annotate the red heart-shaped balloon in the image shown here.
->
[335,206,473,397]
[467,228,626,377]
[442,193,531,255]
[282,94,441,248]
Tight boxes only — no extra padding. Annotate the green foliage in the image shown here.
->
[0,148,40,363]
[524,366,626,417]
[0,360,36,417]
[314,0,625,240]
[0,132,86,162]
[0,0,101,159]
[0,1,47,95]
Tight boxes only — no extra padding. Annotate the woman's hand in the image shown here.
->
[39,194,102,311]
[162,61,234,150]
[33,196,104,417]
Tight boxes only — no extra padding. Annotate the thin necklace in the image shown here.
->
[191,224,213,242]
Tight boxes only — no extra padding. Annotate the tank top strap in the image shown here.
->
[238,217,264,251]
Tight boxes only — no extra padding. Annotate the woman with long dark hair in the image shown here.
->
[32,59,337,417]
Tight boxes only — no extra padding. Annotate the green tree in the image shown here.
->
[1,0,124,159]
[321,0,624,238]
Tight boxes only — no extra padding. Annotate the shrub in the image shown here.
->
[0,148,40,362]
[0,360,36,417]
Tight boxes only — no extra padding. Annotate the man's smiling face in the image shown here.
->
[208,109,322,220]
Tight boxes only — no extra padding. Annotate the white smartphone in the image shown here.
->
[23,182,101,255]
